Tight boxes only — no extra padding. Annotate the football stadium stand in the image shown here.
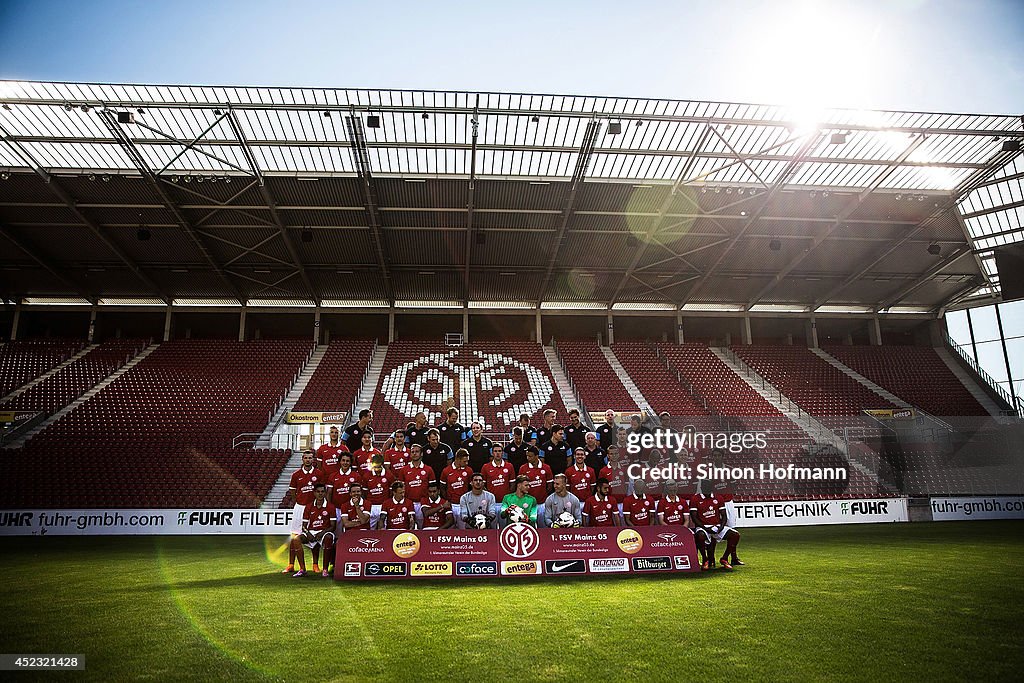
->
[0,340,310,508]
[1,339,149,415]
[609,341,717,430]
[822,345,989,417]
[292,340,376,412]
[552,339,637,413]
[731,345,898,430]
[1,340,88,397]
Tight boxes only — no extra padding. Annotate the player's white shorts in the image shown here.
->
[369,504,382,530]
[301,530,335,548]
[290,503,305,535]
[724,500,738,528]
[709,524,735,542]
[451,504,464,529]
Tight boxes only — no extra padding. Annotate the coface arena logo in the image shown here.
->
[380,351,554,428]
[500,523,540,558]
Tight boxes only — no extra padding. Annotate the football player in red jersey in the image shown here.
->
[340,483,372,531]
[353,430,383,471]
[657,479,689,526]
[481,442,515,520]
[379,481,415,530]
[708,448,742,564]
[518,445,553,526]
[566,448,596,500]
[440,449,473,528]
[399,443,435,527]
[327,453,362,518]
[599,445,629,518]
[291,482,336,578]
[622,478,656,527]
[361,455,392,529]
[316,425,349,478]
[281,450,324,573]
[383,428,410,474]
[689,480,741,570]
[420,481,454,530]
[583,477,619,527]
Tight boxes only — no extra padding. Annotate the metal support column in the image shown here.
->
[163,306,173,342]
[88,308,97,343]
[805,317,818,348]
[995,303,1018,414]
[239,307,247,342]
[607,314,615,346]
[869,316,882,346]
[10,303,20,340]
[313,308,321,344]
[742,316,752,345]
[676,312,684,344]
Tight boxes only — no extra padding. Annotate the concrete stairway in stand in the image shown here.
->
[543,345,583,416]
[0,344,96,403]
[255,344,329,449]
[4,343,159,448]
[602,346,655,418]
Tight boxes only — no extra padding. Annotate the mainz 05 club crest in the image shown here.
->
[381,351,554,429]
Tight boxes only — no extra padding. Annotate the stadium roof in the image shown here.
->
[0,81,1021,313]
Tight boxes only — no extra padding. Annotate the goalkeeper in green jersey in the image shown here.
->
[500,475,538,527]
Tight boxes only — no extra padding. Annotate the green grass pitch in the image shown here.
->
[0,521,1021,682]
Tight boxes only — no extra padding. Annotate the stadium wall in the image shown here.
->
[3,307,938,346]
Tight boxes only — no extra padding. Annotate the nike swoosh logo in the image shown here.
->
[551,562,577,572]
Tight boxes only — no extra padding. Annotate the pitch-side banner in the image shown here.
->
[333,525,700,579]
[734,498,909,527]
[0,509,293,536]
[930,496,1024,521]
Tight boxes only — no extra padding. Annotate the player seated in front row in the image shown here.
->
[460,472,497,529]
[290,481,336,578]
[501,475,539,527]
[544,473,582,528]
[689,479,742,570]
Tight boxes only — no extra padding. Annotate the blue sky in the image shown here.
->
[0,0,1021,113]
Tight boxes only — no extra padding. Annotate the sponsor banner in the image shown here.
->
[334,525,700,580]
[588,410,648,427]
[0,509,294,536]
[0,410,40,425]
[734,498,908,527]
[285,411,347,424]
[864,408,915,420]
[0,498,909,536]
[930,496,1024,521]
